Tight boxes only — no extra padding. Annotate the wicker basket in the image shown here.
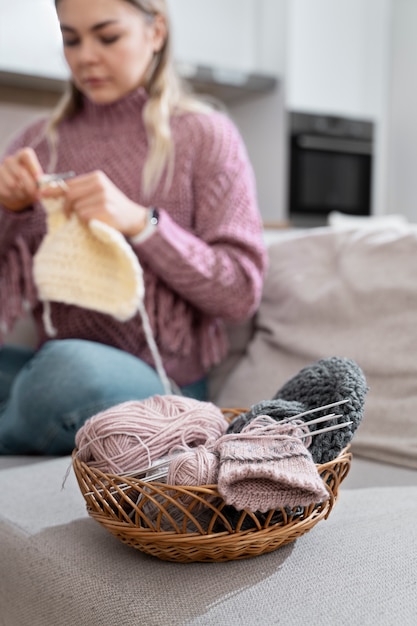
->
[72,409,352,563]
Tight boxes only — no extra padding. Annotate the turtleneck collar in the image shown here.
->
[79,86,149,127]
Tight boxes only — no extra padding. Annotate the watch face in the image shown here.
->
[150,207,159,226]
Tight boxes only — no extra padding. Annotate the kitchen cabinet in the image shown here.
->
[169,0,256,73]
[170,0,286,76]
[285,0,391,120]
[170,0,280,102]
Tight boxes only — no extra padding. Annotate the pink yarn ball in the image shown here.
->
[75,395,228,475]
[167,446,219,487]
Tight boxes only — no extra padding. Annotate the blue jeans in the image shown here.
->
[0,339,207,455]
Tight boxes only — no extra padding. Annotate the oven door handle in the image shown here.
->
[296,134,372,155]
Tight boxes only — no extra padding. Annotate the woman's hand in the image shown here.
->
[0,148,43,211]
[42,170,148,237]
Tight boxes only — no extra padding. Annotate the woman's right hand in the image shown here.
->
[0,147,43,212]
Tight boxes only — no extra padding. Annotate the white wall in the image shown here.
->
[228,0,288,223]
[0,0,67,78]
[230,89,286,224]
[385,0,417,221]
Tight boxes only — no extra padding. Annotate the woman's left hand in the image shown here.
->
[41,170,148,237]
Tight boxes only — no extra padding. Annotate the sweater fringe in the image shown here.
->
[0,236,37,342]
[147,279,229,371]
[199,316,229,370]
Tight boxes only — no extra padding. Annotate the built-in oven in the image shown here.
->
[288,111,374,227]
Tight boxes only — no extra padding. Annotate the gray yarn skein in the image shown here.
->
[227,357,368,464]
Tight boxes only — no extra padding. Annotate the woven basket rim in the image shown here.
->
[71,407,353,562]
[71,444,351,488]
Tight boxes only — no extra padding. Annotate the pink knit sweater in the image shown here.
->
[0,88,267,386]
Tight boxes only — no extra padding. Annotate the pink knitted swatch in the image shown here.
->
[216,418,329,512]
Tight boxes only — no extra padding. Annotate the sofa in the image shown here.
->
[1,222,416,626]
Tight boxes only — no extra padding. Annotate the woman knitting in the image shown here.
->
[0,0,267,455]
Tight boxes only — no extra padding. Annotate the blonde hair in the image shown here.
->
[48,0,213,196]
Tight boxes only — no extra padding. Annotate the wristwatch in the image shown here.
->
[149,206,159,227]
[129,207,159,244]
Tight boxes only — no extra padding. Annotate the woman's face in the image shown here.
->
[56,0,166,103]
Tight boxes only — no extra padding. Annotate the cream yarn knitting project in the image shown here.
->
[33,176,171,393]
[33,184,143,323]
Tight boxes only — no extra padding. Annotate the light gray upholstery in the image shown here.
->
[0,456,416,626]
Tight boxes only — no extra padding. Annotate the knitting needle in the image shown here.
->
[279,413,343,430]
[276,399,350,425]
[82,457,175,496]
[83,466,175,497]
[82,471,167,497]
[122,456,176,479]
[299,420,353,439]
[257,412,344,432]
[39,171,76,184]
[252,412,342,433]
[248,415,352,439]
[138,470,170,483]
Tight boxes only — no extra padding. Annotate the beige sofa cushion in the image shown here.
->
[216,225,417,469]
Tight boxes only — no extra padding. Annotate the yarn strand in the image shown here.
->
[138,300,172,394]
